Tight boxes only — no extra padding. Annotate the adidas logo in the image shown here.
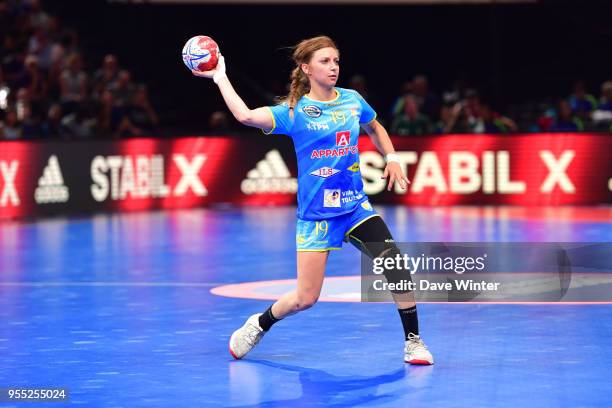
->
[35,155,69,204]
[241,150,297,195]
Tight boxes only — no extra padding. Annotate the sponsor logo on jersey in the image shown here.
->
[309,167,340,179]
[336,131,350,146]
[302,105,322,118]
[323,189,341,208]
[35,155,69,204]
[340,189,363,204]
[241,149,298,194]
[306,121,330,131]
[347,162,360,172]
[361,201,373,211]
[310,146,358,159]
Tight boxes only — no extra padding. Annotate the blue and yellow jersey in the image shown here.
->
[264,87,376,220]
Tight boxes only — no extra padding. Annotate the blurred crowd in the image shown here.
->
[1,1,611,139]
[0,0,159,140]
[207,75,612,136]
[367,76,612,136]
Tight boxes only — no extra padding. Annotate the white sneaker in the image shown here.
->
[229,313,266,359]
[404,333,434,365]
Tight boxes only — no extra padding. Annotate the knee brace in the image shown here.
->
[375,245,413,294]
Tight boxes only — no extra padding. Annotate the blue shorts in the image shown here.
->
[296,200,379,252]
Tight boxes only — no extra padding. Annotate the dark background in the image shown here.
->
[46,0,612,133]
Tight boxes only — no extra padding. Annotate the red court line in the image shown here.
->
[210,276,612,305]
[430,206,612,223]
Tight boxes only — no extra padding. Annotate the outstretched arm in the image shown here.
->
[191,55,273,131]
[361,119,410,191]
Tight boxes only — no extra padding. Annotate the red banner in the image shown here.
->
[359,133,612,205]
[0,133,610,219]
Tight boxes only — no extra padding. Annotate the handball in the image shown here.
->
[182,35,219,72]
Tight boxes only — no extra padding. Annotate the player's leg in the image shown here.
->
[270,251,328,319]
[266,217,340,324]
[229,216,340,360]
[228,251,328,360]
[346,211,434,365]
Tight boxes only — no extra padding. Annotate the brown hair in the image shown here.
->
[282,36,338,112]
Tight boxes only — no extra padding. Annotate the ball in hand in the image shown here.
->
[182,35,219,72]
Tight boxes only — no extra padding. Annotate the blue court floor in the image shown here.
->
[0,206,611,407]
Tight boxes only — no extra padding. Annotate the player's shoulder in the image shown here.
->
[270,101,292,115]
[336,87,363,101]
[274,101,291,109]
[336,87,354,96]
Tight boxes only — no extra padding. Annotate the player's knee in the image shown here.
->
[378,246,413,294]
[295,292,319,311]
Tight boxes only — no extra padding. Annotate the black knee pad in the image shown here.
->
[346,216,412,294]
[376,245,413,294]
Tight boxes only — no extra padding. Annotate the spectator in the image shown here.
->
[434,103,468,134]
[96,90,122,136]
[412,74,440,120]
[568,81,597,121]
[463,89,482,122]
[550,100,583,132]
[1,34,24,88]
[47,30,77,100]
[597,81,612,111]
[349,75,367,98]
[22,54,47,102]
[391,76,440,122]
[0,66,9,110]
[61,104,96,139]
[109,69,135,109]
[92,54,119,100]
[442,78,469,106]
[349,74,380,114]
[125,85,159,134]
[20,104,40,138]
[535,105,555,132]
[41,103,64,137]
[390,80,414,118]
[478,104,517,134]
[27,29,54,71]
[391,95,432,136]
[47,20,71,75]
[209,111,231,132]
[27,0,51,32]
[592,81,612,129]
[0,109,22,139]
[16,85,44,129]
[59,52,88,114]
[15,87,32,119]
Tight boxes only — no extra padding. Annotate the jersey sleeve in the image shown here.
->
[263,103,293,135]
[355,92,377,125]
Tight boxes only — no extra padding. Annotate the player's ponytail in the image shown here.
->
[283,36,338,116]
[287,66,309,111]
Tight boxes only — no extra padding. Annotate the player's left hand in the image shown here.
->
[381,162,410,191]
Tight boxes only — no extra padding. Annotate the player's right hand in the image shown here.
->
[191,54,226,83]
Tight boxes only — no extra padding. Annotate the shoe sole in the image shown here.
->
[405,359,433,365]
[228,331,241,360]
